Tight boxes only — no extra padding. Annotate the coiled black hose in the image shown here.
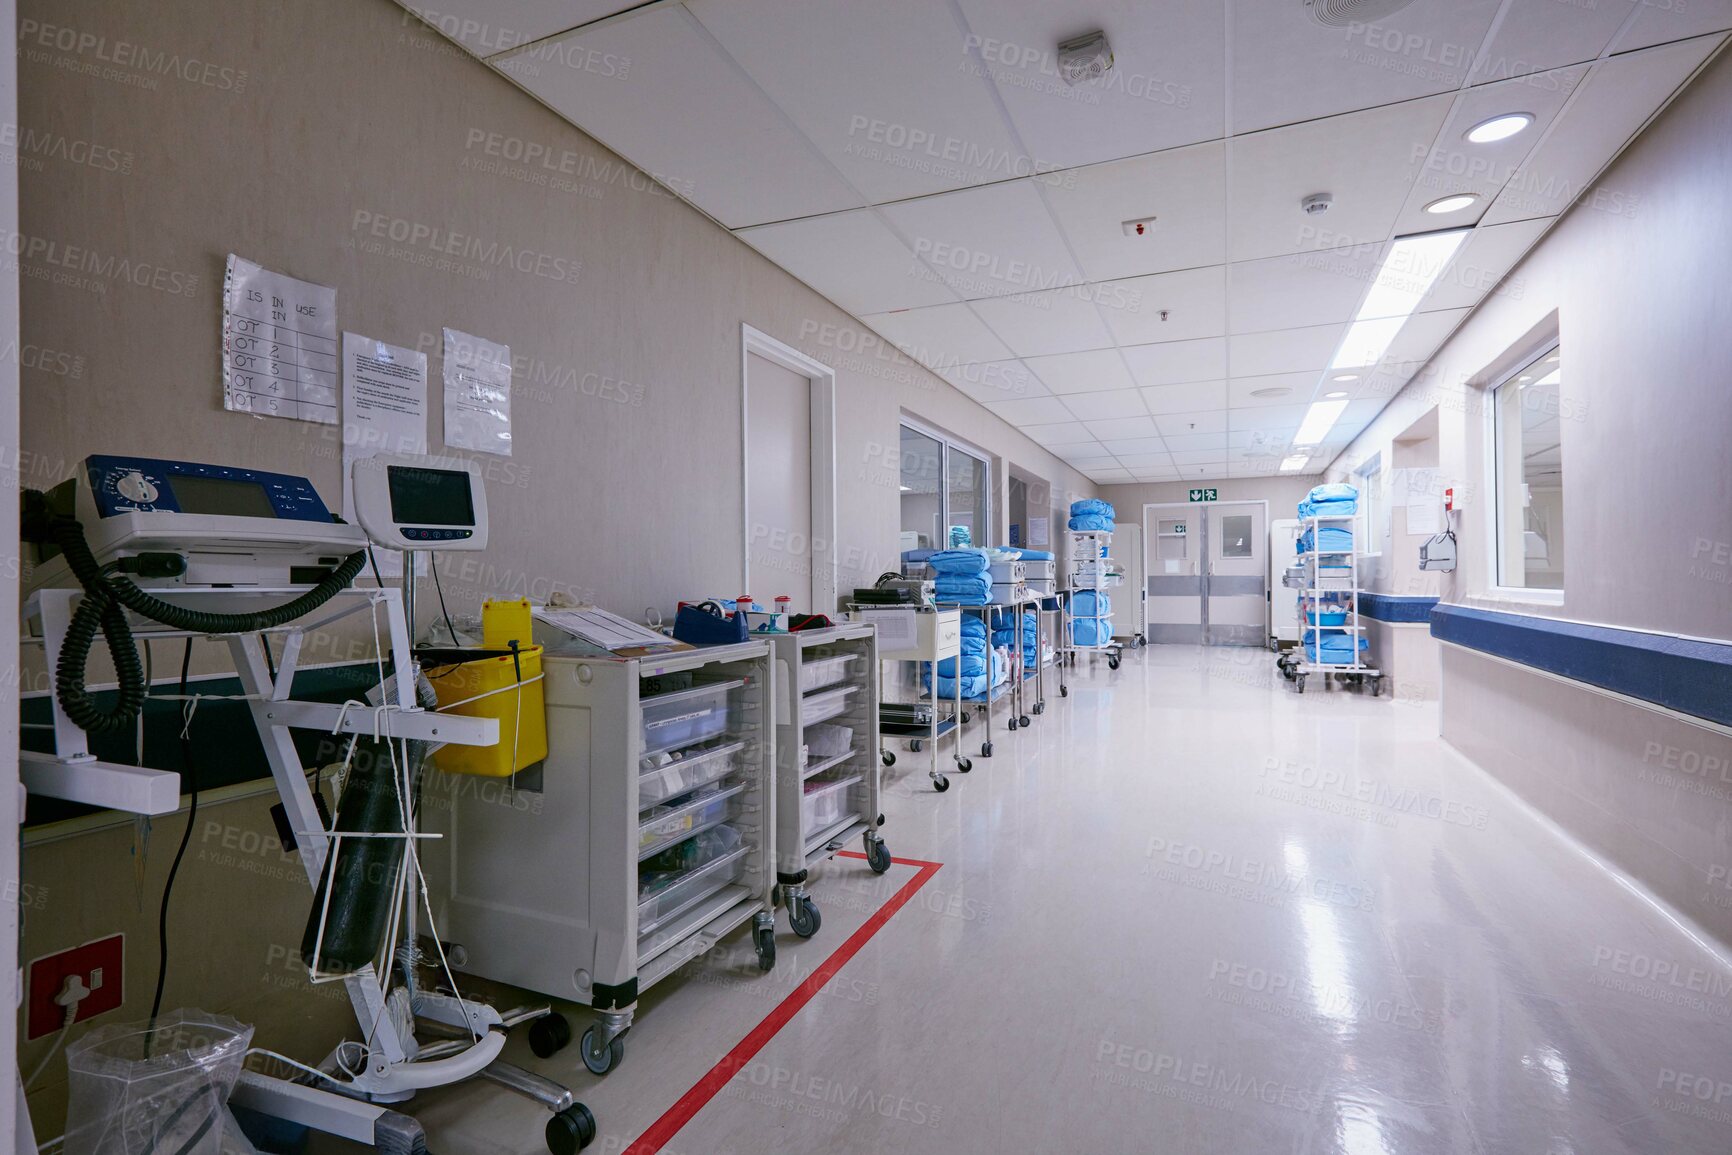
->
[37,499,367,734]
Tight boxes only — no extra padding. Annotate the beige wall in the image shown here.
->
[1326,48,1732,943]
[1099,476,1321,523]
[13,0,1098,1124]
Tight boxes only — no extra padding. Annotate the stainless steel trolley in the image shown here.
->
[1277,513,1384,695]
[848,605,971,792]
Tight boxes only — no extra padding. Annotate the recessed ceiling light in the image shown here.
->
[1465,113,1533,144]
[1331,374,1358,382]
[1294,399,1350,446]
[1250,386,1292,398]
[1325,391,1348,399]
[1424,193,1479,214]
[1545,355,1559,363]
[1518,375,1531,381]
[1279,454,1309,472]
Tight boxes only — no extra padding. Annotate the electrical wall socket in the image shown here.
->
[28,933,123,1040]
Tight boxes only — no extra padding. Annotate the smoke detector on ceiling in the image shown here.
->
[1057,31,1114,86]
[1303,0,1417,27]
[1301,192,1333,216]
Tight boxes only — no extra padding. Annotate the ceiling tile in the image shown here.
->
[1122,338,1227,386]
[1471,0,1633,83]
[1087,416,1160,439]
[1228,247,1382,335]
[862,303,1013,367]
[1229,403,1311,433]
[1611,0,1732,52]
[1100,437,1168,454]
[1021,422,1094,446]
[404,0,645,56]
[1168,446,1227,462]
[737,210,957,314]
[1090,469,1136,482]
[939,359,1052,404]
[880,181,1084,299]
[1484,35,1724,224]
[685,0,1028,202]
[1230,0,1501,132]
[1228,323,1344,378]
[1023,349,1135,394]
[1061,389,1150,421]
[953,0,1226,170]
[1155,410,1228,438]
[498,6,863,228]
[1114,453,1173,469]
[1141,379,1229,414]
[1042,142,1227,282]
[971,290,1114,357]
[1228,95,1454,262]
[1226,371,1318,408]
[1417,219,1549,313]
[983,395,1073,424]
[1098,266,1228,345]
[1384,308,1470,364]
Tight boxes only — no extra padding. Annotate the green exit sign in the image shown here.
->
[1188,488,1217,502]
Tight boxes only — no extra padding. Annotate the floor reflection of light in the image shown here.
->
[1285,838,1358,1027]
[1338,1106,1394,1155]
[1523,1045,1571,1095]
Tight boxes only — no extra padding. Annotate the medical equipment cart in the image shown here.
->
[947,603,1014,754]
[849,605,970,791]
[767,626,890,938]
[1065,529,1123,670]
[424,638,778,1077]
[1279,513,1383,695]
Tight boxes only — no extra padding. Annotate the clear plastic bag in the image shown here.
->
[64,1010,254,1155]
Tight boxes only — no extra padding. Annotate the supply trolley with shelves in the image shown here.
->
[424,639,777,1078]
[848,605,970,792]
[768,625,891,940]
[1278,513,1383,695]
[1065,528,1123,670]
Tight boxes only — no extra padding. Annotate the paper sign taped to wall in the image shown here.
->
[341,334,428,581]
[222,256,339,424]
[442,327,512,456]
[1029,517,1050,547]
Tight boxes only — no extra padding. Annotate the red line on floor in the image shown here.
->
[622,853,944,1155]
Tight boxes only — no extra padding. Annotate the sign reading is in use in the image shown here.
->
[1187,487,1217,502]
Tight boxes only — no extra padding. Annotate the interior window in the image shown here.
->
[898,426,943,552]
[946,445,987,549]
[1494,344,1565,590]
[1220,514,1253,558]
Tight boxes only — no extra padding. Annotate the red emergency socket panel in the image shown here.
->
[28,934,124,1040]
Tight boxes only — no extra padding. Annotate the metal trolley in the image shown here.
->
[849,605,971,792]
[424,639,778,1077]
[1064,529,1123,670]
[1277,513,1383,695]
[767,626,891,941]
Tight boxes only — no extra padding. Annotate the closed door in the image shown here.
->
[746,352,811,605]
[1206,502,1267,646]
[1144,503,1203,644]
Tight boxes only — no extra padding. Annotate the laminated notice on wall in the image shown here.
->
[442,327,512,456]
[222,255,339,423]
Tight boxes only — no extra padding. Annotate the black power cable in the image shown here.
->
[148,639,200,1031]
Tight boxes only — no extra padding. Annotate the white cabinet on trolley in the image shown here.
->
[424,639,777,1078]
[767,625,890,941]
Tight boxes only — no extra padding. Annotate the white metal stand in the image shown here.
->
[1282,514,1383,695]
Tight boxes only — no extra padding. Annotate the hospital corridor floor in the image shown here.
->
[402,645,1732,1154]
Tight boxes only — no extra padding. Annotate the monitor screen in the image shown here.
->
[387,466,475,526]
[168,474,279,519]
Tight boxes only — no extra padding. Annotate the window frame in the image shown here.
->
[1485,339,1566,605]
[899,417,992,550]
[1353,453,1383,559]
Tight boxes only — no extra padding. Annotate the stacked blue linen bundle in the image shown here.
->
[927,549,991,604]
[1070,590,1113,646]
[992,608,1040,671]
[924,614,1008,698]
[1302,628,1368,663]
[1297,482,1359,520]
[1067,498,1116,532]
[1297,526,1355,554]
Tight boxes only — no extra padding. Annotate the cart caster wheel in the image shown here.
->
[909,739,923,752]
[1372,678,1383,697]
[1296,675,1307,694]
[1032,702,1045,715]
[1018,714,1030,727]
[1060,685,1069,697]
[881,749,896,767]
[961,711,972,724]
[755,925,777,971]
[527,1011,572,1059]
[770,884,782,908]
[579,1027,624,1076]
[864,836,892,874]
[933,774,950,792]
[1108,655,1121,670]
[956,756,973,773]
[1007,716,1018,731]
[546,1103,597,1155]
[981,741,993,757]
[788,896,821,938]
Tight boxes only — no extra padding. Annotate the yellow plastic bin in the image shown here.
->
[422,645,547,777]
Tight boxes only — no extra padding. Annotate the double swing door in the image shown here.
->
[1143,501,1267,646]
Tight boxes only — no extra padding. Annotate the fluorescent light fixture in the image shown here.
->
[1331,373,1359,382]
[1424,193,1479,214]
[899,485,911,492]
[1293,398,1349,447]
[1279,454,1310,472]
[1466,113,1533,143]
[1325,390,1348,399]
[1330,228,1469,369]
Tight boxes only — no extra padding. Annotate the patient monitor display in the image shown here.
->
[352,453,489,550]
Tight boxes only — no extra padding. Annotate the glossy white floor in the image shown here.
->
[399,644,1732,1154]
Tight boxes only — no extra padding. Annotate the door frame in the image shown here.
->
[1142,498,1271,646]
[741,324,838,612]
[1202,499,1270,646]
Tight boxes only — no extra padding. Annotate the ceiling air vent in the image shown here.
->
[1304,0,1417,27]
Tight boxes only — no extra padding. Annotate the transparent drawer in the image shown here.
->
[637,843,749,935]
[638,738,745,809]
[638,783,744,858]
[800,653,859,693]
[801,684,859,727]
[802,773,862,834]
[641,678,744,756]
